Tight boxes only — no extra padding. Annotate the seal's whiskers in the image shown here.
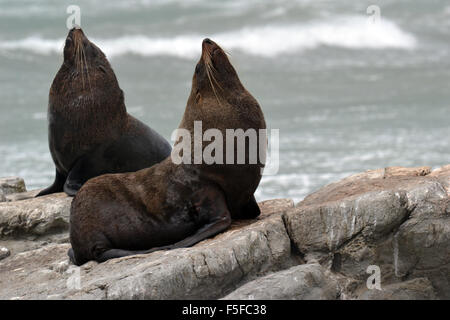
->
[75,35,85,89]
[203,50,223,106]
[80,44,92,94]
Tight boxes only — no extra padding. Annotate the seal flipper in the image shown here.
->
[63,130,171,197]
[64,161,88,197]
[64,154,103,196]
[63,181,80,197]
[155,188,232,249]
[36,168,66,197]
[238,195,261,219]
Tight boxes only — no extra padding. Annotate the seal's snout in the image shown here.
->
[202,38,221,59]
[202,38,217,51]
[72,28,85,38]
[68,27,86,44]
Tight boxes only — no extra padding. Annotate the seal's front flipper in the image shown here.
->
[64,163,85,196]
[36,168,66,197]
[64,155,99,196]
[238,195,261,219]
[63,180,81,197]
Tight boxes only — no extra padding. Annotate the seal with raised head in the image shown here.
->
[37,28,171,197]
[68,38,266,265]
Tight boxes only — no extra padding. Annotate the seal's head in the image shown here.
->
[51,27,123,109]
[63,28,106,67]
[190,38,246,107]
[57,27,120,93]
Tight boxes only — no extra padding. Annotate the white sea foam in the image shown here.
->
[0,16,416,59]
[0,36,64,55]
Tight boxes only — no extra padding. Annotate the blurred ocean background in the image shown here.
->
[0,0,449,202]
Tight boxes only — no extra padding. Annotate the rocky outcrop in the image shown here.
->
[0,200,298,300]
[0,177,27,202]
[357,277,437,300]
[222,263,339,300]
[0,247,10,261]
[0,193,71,237]
[0,177,26,195]
[4,189,42,202]
[0,165,448,299]
[284,165,450,299]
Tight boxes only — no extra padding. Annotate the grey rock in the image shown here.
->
[105,212,293,300]
[0,177,26,195]
[222,263,339,300]
[386,216,450,298]
[0,190,5,203]
[258,198,294,217]
[297,165,434,207]
[0,246,10,260]
[0,165,449,300]
[0,233,70,260]
[284,165,450,299]
[0,199,294,300]
[358,278,437,300]
[5,189,43,202]
[285,190,409,254]
[0,243,72,299]
[0,193,72,238]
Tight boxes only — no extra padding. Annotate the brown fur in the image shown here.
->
[37,28,171,196]
[69,39,266,265]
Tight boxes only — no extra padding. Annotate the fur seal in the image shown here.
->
[68,38,266,265]
[37,28,171,197]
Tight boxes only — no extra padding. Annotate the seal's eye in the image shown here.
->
[65,37,72,47]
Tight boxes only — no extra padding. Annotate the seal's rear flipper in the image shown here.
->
[35,168,66,197]
[163,188,232,249]
[94,188,232,264]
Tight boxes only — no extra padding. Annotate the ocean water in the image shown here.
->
[0,0,449,202]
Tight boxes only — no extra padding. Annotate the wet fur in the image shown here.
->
[69,39,266,265]
[37,28,171,197]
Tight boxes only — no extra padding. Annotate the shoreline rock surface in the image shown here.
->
[0,177,26,197]
[0,165,448,300]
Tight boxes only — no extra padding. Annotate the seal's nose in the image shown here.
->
[70,27,84,37]
[203,38,213,45]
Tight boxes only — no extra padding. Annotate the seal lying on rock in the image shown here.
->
[37,28,171,197]
[69,38,266,265]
